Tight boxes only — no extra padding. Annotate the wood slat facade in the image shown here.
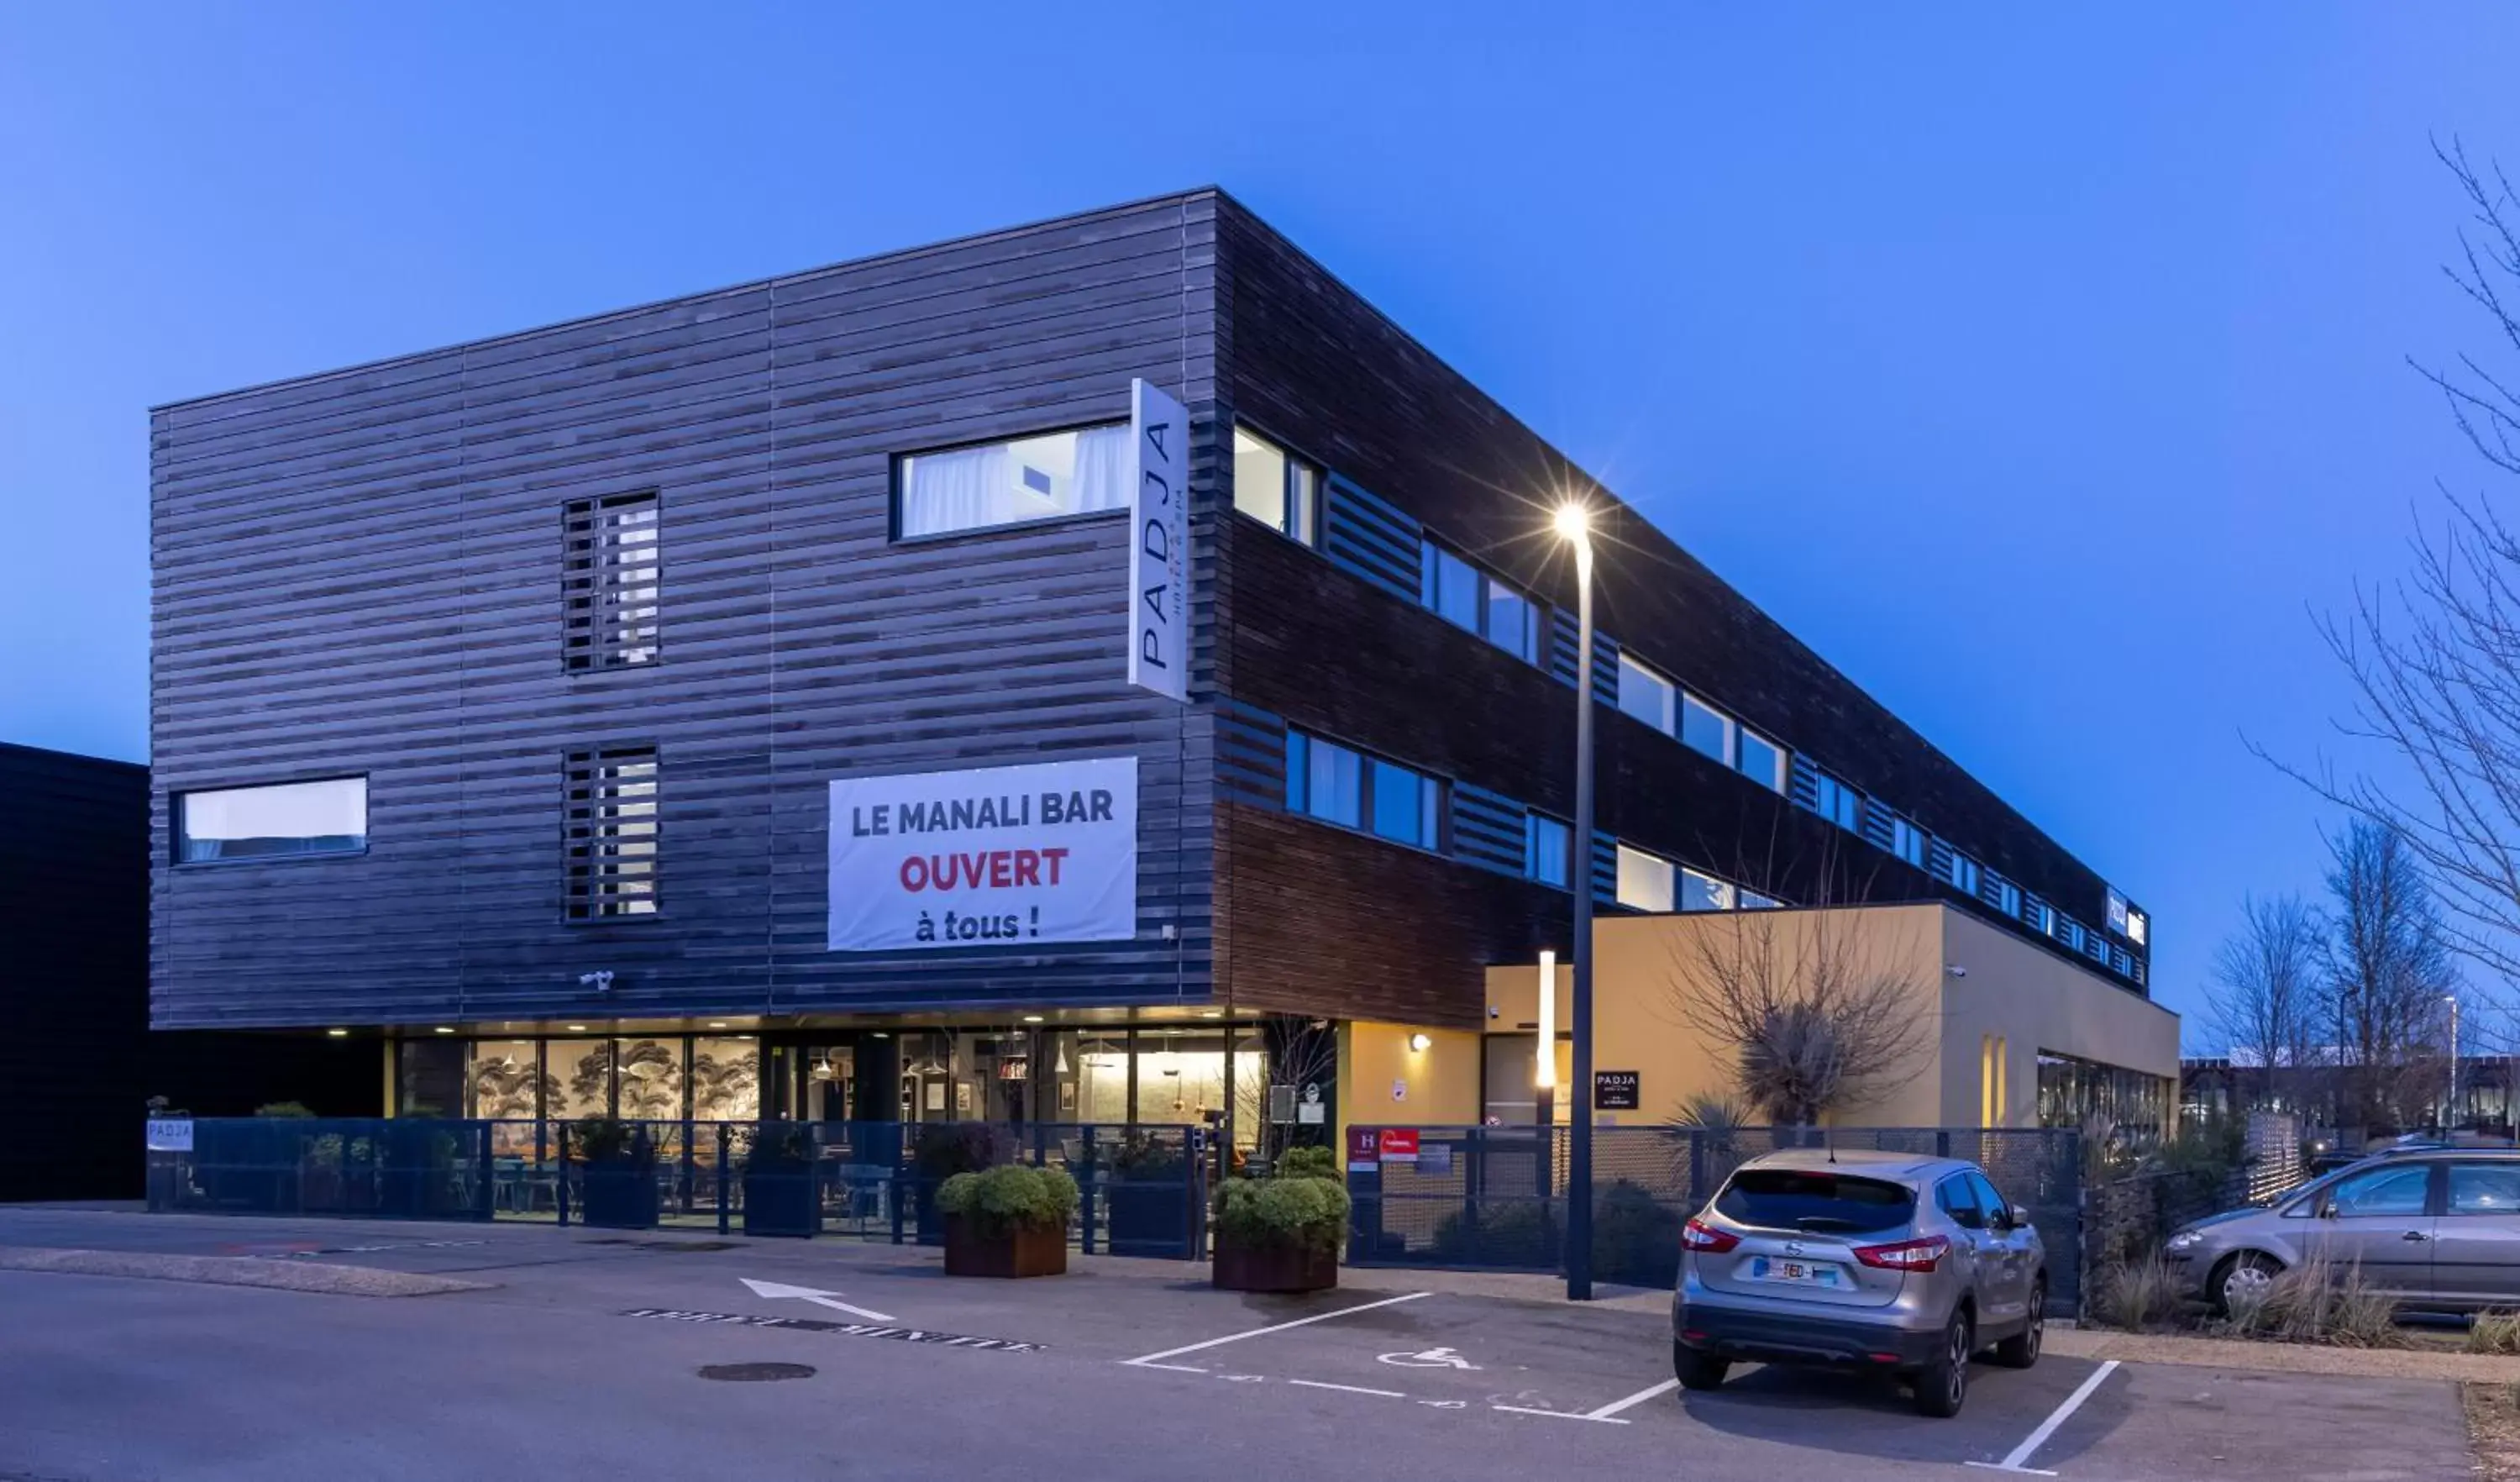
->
[151,189,2145,1038]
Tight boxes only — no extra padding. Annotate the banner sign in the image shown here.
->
[1126,378,1189,703]
[827,758,1138,952]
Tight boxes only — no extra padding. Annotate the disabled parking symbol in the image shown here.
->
[1378,1346,1479,1371]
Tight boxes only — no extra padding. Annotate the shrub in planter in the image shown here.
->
[743,1122,821,1238]
[1275,1144,1339,1182]
[575,1117,659,1230]
[1105,1133,1190,1252]
[912,1124,998,1243]
[937,1164,1077,1278]
[1213,1171,1350,1292]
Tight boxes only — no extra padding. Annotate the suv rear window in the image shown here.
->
[1714,1169,1916,1234]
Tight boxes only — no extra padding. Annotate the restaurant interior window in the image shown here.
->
[692,1038,760,1122]
[549,1038,614,1122]
[898,423,1130,538]
[1616,843,1676,912]
[1617,654,1677,734]
[177,776,367,862]
[1074,1033,1132,1124]
[396,1037,465,1118]
[614,1037,685,1120]
[466,1040,547,1120]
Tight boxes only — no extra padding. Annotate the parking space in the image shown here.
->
[0,1207,2484,1482]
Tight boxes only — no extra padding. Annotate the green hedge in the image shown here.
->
[1216,1173,1352,1257]
[936,1164,1079,1237]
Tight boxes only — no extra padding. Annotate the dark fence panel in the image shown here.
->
[147,1119,496,1222]
[144,1118,1210,1259]
[1347,1124,2083,1314]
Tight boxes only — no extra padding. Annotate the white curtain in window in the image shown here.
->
[1072,423,1131,514]
[901,442,1014,536]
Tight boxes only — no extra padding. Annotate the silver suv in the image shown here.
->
[1671,1149,2047,1418]
[2165,1147,2520,1313]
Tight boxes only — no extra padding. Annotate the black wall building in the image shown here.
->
[150,191,2151,1139]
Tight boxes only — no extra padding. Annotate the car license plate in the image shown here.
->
[1750,1257,1840,1288]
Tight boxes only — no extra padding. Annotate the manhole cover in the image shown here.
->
[698,1362,816,1383]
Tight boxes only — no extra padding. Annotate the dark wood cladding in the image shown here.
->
[0,744,148,1198]
[1211,196,2133,1026]
[153,194,1223,1030]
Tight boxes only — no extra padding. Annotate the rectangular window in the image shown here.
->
[1945,849,1982,896]
[1810,769,1863,831]
[177,776,367,862]
[1617,654,1677,734]
[1681,693,1735,766]
[1525,812,1572,889]
[1737,729,1786,792]
[1232,425,1316,544]
[2029,898,2055,936]
[1420,543,1483,633]
[1616,843,1676,912]
[564,746,659,920]
[1285,731,1439,848]
[1681,867,1735,912]
[562,491,660,671]
[1888,813,1925,867]
[1484,582,1539,663]
[2059,917,2086,951]
[1992,876,2022,917]
[897,423,1130,538]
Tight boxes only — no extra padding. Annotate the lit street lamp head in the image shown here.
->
[1552,502,1591,543]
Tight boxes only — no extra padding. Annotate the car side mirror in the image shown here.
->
[2012,1204,2033,1231]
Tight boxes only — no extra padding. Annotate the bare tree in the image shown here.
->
[2206,892,2325,1112]
[1666,901,1935,1126]
[1231,1014,1340,1161]
[2262,142,2520,1010]
[2320,819,2460,1131]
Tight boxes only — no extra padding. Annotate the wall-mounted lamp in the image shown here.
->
[1407,1033,1433,1053]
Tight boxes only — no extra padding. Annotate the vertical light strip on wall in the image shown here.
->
[1536,949,1557,1090]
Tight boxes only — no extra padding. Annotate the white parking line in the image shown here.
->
[1492,1405,1627,1424]
[1966,1359,2120,1477]
[1289,1379,1407,1399]
[1119,1290,1433,1367]
[1584,1376,1682,1420]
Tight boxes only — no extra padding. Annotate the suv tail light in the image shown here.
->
[1852,1234,1950,1271]
[1682,1218,1740,1253]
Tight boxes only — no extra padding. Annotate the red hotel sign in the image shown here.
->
[1378,1129,1420,1164]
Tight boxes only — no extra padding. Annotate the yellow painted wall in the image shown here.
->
[1480,904,2181,1131]
[1336,1021,1481,1148]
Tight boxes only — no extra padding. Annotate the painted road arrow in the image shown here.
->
[740,1278,896,1323]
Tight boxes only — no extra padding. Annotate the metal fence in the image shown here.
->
[1346,1124,2084,1313]
[145,1118,1210,1258]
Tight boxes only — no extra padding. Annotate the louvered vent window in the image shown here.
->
[563,492,660,671]
[564,746,659,919]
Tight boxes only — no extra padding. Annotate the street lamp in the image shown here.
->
[2445,994,2461,1134]
[1553,500,1597,1301]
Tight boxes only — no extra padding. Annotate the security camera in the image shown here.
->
[1488,1005,1501,1020]
[1945,964,1967,979]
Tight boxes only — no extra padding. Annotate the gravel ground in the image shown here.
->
[2467,1382,2520,1482]
[2051,1325,2520,1382]
[0,1246,489,1297]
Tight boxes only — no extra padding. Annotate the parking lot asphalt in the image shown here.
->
[0,1208,2479,1482]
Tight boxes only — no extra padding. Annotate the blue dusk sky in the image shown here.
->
[6,5,2518,1043]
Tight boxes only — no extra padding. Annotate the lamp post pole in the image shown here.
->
[2445,994,2460,1133]
[1559,506,1597,1302]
